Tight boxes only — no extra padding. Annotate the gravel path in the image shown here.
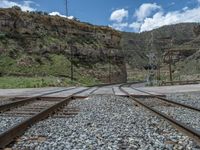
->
[11,95,199,150]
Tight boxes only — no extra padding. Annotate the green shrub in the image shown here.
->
[0,33,6,40]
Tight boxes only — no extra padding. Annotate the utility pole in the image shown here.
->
[169,51,173,82]
[66,0,73,83]
[169,38,173,82]
[109,49,111,83]
[65,0,69,17]
[70,47,74,83]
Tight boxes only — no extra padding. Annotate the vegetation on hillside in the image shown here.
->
[0,7,127,88]
[0,7,199,87]
[122,23,200,81]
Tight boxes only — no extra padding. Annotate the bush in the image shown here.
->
[0,33,6,40]
[43,12,49,15]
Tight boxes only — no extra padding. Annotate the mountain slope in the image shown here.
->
[0,7,127,87]
[122,23,199,67]
[122,23,200,80]
[121,23,200,80]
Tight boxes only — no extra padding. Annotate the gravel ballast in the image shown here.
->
[9,95,200,149]
[155,106,200,132]
[141,93,200,132]
[167,92,200,109]
[0,117,25,134]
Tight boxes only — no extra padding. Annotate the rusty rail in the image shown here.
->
[161,80,200,86]
[119,85,200,144]
[0,87,91,148]
[0,87,78,112]
[0,96,73,148]
[129,86,200,112]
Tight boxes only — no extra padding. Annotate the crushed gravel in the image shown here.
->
[167,92,200,109]
[0,117,25,134]
[141,92,200,132]
[156,106,200,131]
[10,95,199,150]
[0,97,14,105]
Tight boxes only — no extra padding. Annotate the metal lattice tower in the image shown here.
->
[146,32,157,85]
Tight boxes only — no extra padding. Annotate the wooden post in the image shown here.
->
[109,49,111,83]
[70,47,74,83]
[157,64,161,81]
[169,51,173,82]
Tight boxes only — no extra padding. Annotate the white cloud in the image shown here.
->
[134,3,161,21]
[171,2,175,5]
[182,7,189,11]
[139,7,200,32]
[128,3,200,32]
[129,22,141,32]
[49,12,66,18]
[110,22,128,31]
[67,16,74,20]
[0,0,36,11]
[49,12,74,20]
[110,9,128,22]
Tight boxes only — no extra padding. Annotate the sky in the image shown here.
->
[0,0,200,32]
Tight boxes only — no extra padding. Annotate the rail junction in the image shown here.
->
[0,83,200,148]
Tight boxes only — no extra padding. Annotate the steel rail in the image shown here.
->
[0,82,126,112]
[128,84,200,112]
[0,87,79,112]
[88,87,99,95]
[0,87,91,148]
[161,80,200,86]
[119,85,200,144]
[0,82,135,147]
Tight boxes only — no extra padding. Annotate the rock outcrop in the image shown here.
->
[122,23,200,68]
[0,7,127,83]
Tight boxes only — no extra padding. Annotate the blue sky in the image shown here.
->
[1,0,200,32]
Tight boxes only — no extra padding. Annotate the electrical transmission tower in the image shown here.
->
[146,32,157,86]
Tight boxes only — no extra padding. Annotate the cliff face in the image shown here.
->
[122,23,200,80]
[122,23,199,68]
[0,8,127,83]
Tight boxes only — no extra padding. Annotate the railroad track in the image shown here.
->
[119,83,200,144]
[0,86,98,148]
[2,81,198,148]
[0,87,79,112]
[128,84,200,112]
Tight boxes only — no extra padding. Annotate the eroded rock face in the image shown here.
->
[0,8,127,83]
[193,25,200,37]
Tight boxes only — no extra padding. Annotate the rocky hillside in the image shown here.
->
[0,7,127,85]
[122,23,200,80]
[122,23,199,67]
